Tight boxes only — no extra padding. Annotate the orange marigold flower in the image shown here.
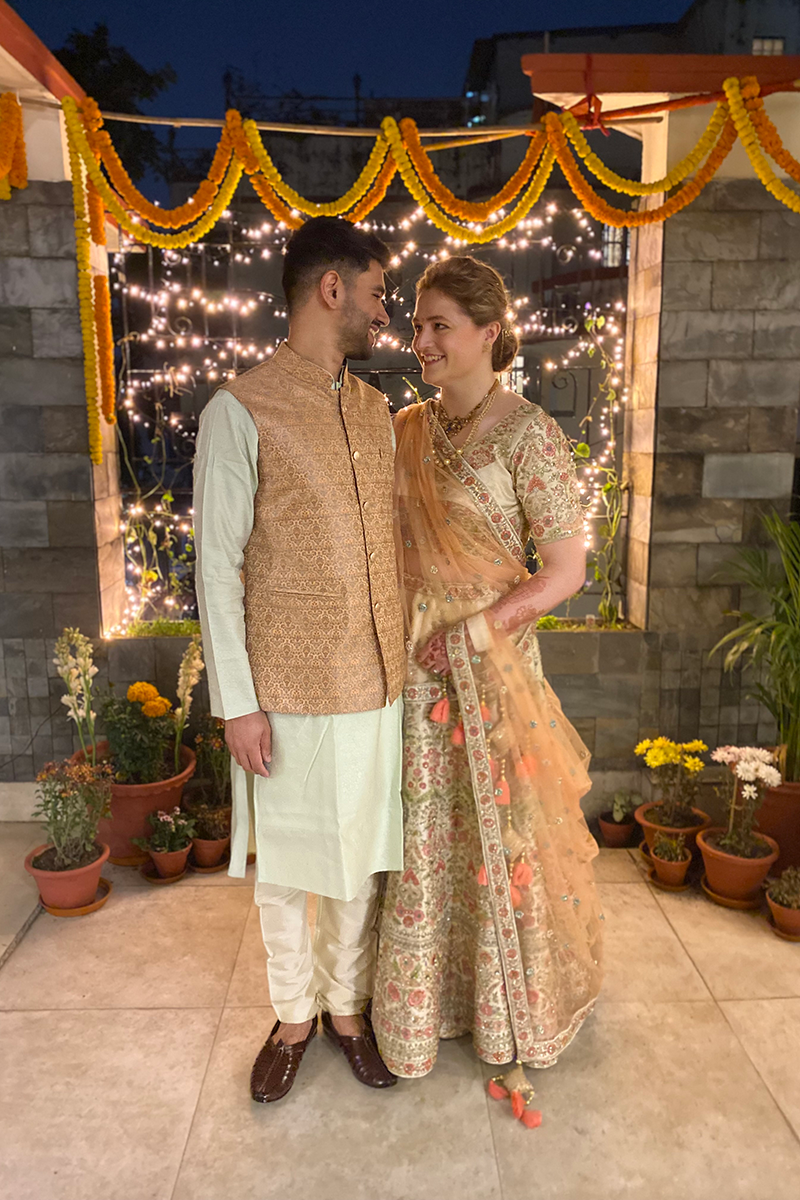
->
[142,696,171,718]
[127,681,159,704]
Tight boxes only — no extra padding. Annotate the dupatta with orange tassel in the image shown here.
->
[391,399,604,1125]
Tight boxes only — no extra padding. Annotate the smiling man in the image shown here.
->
[194,217,406,1103]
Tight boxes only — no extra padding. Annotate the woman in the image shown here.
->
[373,257,603,1118]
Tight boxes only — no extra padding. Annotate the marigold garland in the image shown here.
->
[0,92,27,200]
[242,116,390,217]
[63,97,244,249]
[401,118,546,219]
[724,76,800,214]
[66,134,102,464]
[382,115,556,242]
[92,273,116,425]
[746,86,800,185]
[544,110,737,227]
[83,94,235,230]
[346,155,397,223]
[560,103,728,195]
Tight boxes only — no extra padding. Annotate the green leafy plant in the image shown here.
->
[101,682,175,784]
[711,511,800,782]
[126,618,201,638]
[536,614,561,631]
[194,714,231,804]
[768,866,800,910]
[134,806,196,854]
[652,831,687,862]
[32,760,112,871]
[611,789,639,823]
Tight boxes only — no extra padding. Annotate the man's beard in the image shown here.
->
[339,299,375,361]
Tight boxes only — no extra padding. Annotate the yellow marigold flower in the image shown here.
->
[634,740,652,756]
[682,739,708,753]
[142,696,171,718]
[127,681,159,704]
[683,756,705,774]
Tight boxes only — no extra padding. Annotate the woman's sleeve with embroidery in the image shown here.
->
[512,410,584,544]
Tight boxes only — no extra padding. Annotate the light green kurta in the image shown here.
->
[194,387,403,901]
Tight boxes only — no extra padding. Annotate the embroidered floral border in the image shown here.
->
[445,622,538,1063]
[432,425,526,565]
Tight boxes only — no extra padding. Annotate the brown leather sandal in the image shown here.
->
[321,1009,397,1089]
[250,1016,317,1103]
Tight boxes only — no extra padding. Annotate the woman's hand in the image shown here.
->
[416,627,476,675]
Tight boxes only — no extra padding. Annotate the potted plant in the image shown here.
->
[134,807,196,879]
[650,832,691,888]
[712,512,800,873]
[24,759,112,913]
[697,746,781,903]
[634,737,711,850]
[598,790,640,848]
[184,715,232,868]
[59,632,203,864]
[766,866,800,938]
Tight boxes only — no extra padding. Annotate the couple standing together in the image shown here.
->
[194,217,603,1115]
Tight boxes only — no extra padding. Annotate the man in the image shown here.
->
[194,217,405,1102]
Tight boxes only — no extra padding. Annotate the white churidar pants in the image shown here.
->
[254,874,381,1023]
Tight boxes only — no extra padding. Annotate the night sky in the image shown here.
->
[17,0,689,115]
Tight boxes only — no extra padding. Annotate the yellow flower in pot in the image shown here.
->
[633,737,711,851]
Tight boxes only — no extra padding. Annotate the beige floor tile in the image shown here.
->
[651,889,800,1000]
[0,823,43,957]
[722,998,800,1138]
[101,860,255,889]
[485,1001,800,1200]
[226,904,270,1007]
[173,1007,502,1200]
[0,1007,219,1200]
[593,847,642,883]
[597,882,711,1002]
[0,885,250,1010]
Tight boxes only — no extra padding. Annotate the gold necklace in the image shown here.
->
[433,380,501,467]
[434,379,499,440]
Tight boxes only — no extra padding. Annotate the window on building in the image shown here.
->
[602,225,626,268]
[752,37,785,55]
[509,354,527,395]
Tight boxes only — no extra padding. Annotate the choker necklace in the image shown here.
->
[432,379,502,466]
[435,379,500,439]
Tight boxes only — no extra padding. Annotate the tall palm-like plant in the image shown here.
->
[712,512,800,782]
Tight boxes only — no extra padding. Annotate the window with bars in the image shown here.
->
[602,225,626,269]
[752,37,785,55]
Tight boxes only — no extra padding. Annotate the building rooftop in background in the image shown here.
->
[465,0,800,121]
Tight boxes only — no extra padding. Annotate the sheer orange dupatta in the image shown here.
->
[394,401,603,1082]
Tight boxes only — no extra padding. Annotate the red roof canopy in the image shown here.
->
[522,53,800,97]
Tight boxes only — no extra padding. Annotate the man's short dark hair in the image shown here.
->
[282,216,390,313]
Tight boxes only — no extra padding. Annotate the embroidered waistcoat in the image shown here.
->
[225,342,405,714]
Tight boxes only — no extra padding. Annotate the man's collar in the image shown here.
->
[276,341,349,392]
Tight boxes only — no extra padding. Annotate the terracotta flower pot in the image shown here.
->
[598,812,636,848]
[652,850,691,888]
[191,835,231,868]
[72,741,196,865]
[757,782,800,873]
[149,842,192,879]
[697,828,779,902]
[766,893,800,938]
[634,803,711,852]
[24,842,110,910]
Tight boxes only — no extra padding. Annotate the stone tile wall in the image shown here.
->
[650,178,800,633]
[0,182,123,781]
